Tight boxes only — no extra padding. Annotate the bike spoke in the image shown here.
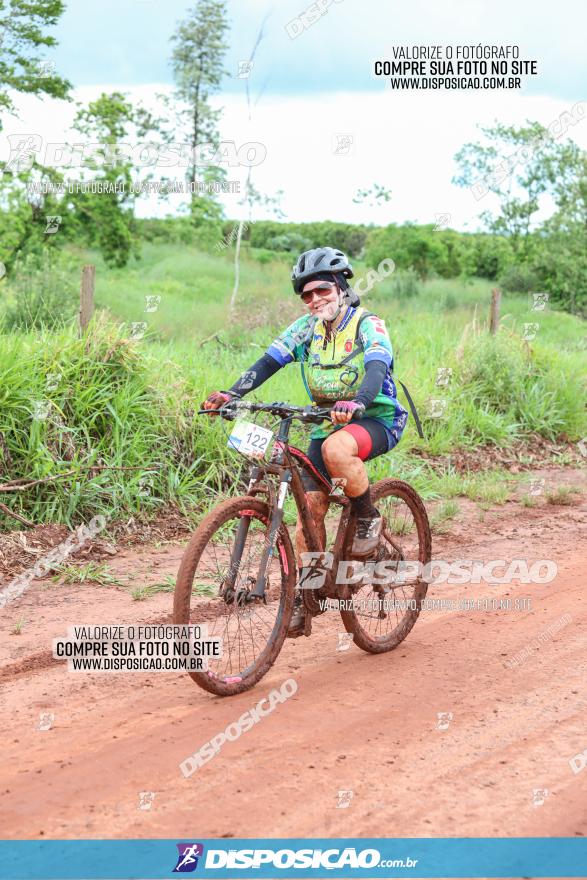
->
[347,487,426,644]
[185,512,286,682]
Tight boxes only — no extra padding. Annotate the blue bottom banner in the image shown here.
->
[0,837,585,879]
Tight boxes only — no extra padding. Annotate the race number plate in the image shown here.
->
[227,420,273,459]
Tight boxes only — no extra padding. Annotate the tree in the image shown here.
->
[352,183,392,208]
[0,0,71,129]
[454,120,587,312]
[0,0,71,266]
[453,120,578,259]
[532,147,587,315]
[168,0,229,231]
[70,93,139,267]
[453,121,574,258]
[0,160,66,267]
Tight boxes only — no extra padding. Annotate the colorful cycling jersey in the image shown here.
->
[266,306,408,439]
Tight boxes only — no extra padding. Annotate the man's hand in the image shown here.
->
[330,400,365,425]
[201,391,236,412]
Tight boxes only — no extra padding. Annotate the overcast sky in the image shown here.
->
[3,0,586,230]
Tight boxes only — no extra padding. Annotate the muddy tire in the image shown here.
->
[174,496,296,696]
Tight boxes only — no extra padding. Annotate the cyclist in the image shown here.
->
[202,246,408,636]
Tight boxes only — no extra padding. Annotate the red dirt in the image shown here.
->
[1,466,586,844]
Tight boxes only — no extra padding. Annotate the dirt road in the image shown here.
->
[1,467,586,842]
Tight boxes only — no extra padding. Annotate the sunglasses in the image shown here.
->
[300,282,336,303]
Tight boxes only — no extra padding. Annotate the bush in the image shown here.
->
[365,224,443,279]
[266,232,312,253]
[390,268,421,299]
[458,333,581,440]
[251,248,277,264]
[463,234,514,280]
[137,217,196,245]
[3,251,78,331]
[0,313,251,528]
[248,221,368,257]
[499,263,539,294]
[530,223,587,317]
[365,224,516,281]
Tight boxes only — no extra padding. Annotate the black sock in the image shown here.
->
[349,487,379,519]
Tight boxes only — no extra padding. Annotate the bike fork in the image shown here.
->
[249,473,291,601]
[223,467,261,594]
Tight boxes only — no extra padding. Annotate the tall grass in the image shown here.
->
[0,314,245,528]
[0,243,584,528]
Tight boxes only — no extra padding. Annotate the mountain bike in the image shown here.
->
[173,400,431,696]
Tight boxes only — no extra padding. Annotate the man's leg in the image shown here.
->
[321,431,368,496]
[288,438,332,637]
[321,424,384,557]
[288,493,330,637]
[294,490,329,562]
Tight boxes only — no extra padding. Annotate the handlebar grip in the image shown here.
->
[198,404,237,418]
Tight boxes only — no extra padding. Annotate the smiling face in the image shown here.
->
[300,279,341,322]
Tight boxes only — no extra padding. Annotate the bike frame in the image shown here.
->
[226,415,356,603]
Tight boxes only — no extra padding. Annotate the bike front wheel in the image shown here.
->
[173,496,296,696]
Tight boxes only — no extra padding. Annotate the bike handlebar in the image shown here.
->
[198,400,361,425]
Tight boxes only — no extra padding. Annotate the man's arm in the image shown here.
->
[227,353,282,397]
[218,315,313,398]
[353,359,387,408]
[353,314,393,406]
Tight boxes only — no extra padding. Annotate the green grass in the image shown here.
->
[462,472,512,505]
[145,574,176,593]
[130,575,178,600]
[545,486,582,506]
[51,562,126,586]
[430,500,460,534]
[192,582,219,596]
[0,242,584,528]
[130,575,218,602]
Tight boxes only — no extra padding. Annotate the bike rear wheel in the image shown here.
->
[340,479,431,653]
[173,496,296,696]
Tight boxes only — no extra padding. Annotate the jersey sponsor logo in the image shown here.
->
[344,339,353,353]
[365,343,390,359]
[340,367,359,387]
